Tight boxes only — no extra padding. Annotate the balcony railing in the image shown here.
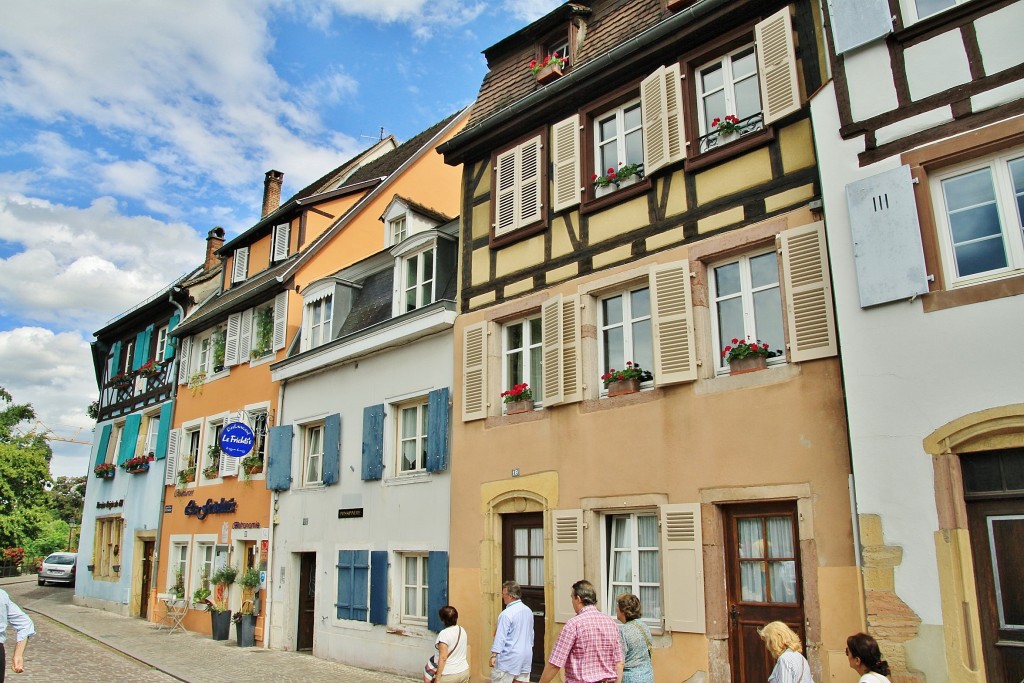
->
[696,113,765,154]
[98,359,175,422]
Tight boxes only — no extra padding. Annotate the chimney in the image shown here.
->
[262,169,284,218]
[205,226,225,270]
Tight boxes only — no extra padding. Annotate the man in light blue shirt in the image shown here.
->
[0,588,34,680]
[489,580,534,683]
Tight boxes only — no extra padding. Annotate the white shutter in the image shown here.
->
[541,296,563,407]
[518,136,542,228]
[239,307,253,361]
[461,321,488,422]
[651,261,698,385]
[756,8,801,125]
[177,337,192,385]
[560,295,582,404]
[662,63,686,164]
[273,224,290,261]
[641,68,670,174]
[224,313,241,367]
[551,116,581,212]
[494,149,517,235]
[661,503,705,633]
[232,247,249,283]
[272,292,288,352]
[219,412,241,478]
[164,429,180,486]
[780,222,838,362]
[552,509,584,623]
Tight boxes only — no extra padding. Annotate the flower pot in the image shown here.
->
[95,469,115,479]
[112,564,120,573]
[126,463,149,475]
[728,355,767,375]
[535,63,563,85]
[203,469,219,480]
[210,610,232,640]
[235,614,256,647]
[504,399,534,415]
[716,129,740,146]
[607,378,641,396]
[245,464,264,476]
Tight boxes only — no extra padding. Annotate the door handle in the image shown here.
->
[729,604,740,621]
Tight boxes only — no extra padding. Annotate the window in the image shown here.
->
[169,542,189,593]
[696,44,763,152]
[93,516,123,579]
[606,512,661,626]
[204,421,224,477]
[493,135,543,238]
[123,341,134,373]
[143,414,160,457]
[403,249,435,312]
[195,326,226,375]
[306,296,333,349]
[336,550,370,621]
[155,326,168,360]
[400,554,429,625]
[599,287,654,390]
[248,410,269,467]
[194,543,229,594]
[232,247,249,283]
[303,424,324,486]
[911,0,966,21]
[735,514,798,603]
[397,401,429,474]
[931,151,1024,286]
[593,100,644,197]
[107,423,124,465]
[390,216,407,245]
[184,428,201,471]
[272,223,290,262]
[502,317,544,407]
[251,302,275,359]
[710,251,784,372]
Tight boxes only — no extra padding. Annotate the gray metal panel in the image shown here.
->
[845,165,930,308]
[828,0,892,54]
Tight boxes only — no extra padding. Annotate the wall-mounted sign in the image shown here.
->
[173,488,195,498]
[184,497,237,520]
[220,422,255,458]
[232,522,261,529]
[97,499,124,509]
[164,505,173,513]
[338,508,364,519]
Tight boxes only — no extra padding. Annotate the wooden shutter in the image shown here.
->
[541,296,564,406]
[461,322,488,422]
[93,424,112,469]
[118,414,142,465]
[239,307,253,361]
[651,261,698,385]
[560,295,582,404]
[519,136,542,228]
[369,550,389,625]
[661,503,705,633]
[336,550,369,621]
[426,387,450,472]
[154,402,173,460]
[494,148,517,235]
[164,429,180,485]
[361,404,385,481]
[108,341,122,378]
[165,314,179,360]
[663,63,686,164]
[780,222,837,362]
[267,424,293,490]
[272,292,288,352]
[552,509,584,623]
[756,8,801,125]
[427,550,449,632]
[224,312,242,367]
[273,224,290,262]
[322,412,341,485]
[551,115,581,212]
[219,412,241,478]
[177,336,192,385]
[232,247,249,283]
[132,325,153,370]
[641,68,670,174]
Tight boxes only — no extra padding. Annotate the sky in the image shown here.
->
[0,0,559,477]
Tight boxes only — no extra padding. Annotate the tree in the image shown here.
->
[49,476,87,525]
[0,387,54,550]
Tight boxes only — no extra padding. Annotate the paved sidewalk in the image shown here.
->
[3,576,419,683]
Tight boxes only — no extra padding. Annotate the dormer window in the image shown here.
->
[232,247,249,283]
[271,223,290,263]
[308,297,333,348]
[390,216,407,245]
[300,280,353,352]
[403,248,435,312]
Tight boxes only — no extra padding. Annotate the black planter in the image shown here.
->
[235,614,256,647]
[210,610,232,640]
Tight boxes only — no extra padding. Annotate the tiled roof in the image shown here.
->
[390,194,453,224]
[345,112,462,185]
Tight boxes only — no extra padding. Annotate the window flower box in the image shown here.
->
[601,361,652,396]
[722,339,777,375]
[606,378,641,396]
[536,63,563,84]
[530,54,567,85]
[505,400,534,415]
[122,454,152,474]
[94,463,116,479]
[728,355,767,374]
[501,383,535,414]
[177,467,196,486]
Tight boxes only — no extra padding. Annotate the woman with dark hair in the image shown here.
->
[432,605,469,683]
[616,594,653,683]
[846,633,891,682]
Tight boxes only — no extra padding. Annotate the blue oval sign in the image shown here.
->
[219,422,255,457]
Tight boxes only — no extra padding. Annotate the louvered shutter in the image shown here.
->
[165,314,179,360]
[494,149,517,235]
[641,68,670,174]
[541,296,563,406]
[560,295,582,404]
[518,136,542,228]
[118,414,142,465]
[239,307,253,361]
[651,261,698,385]
[132,325,153,370]
[154,402,173,460]
[164,429,180,485]
[177,336,192,384]
[219,412,241,478]
[369,550,389,625]
[273,224,290,261]
[232,247,249,283]
[756,8,801,125]
[361,405,385,481]
[661,503,705,633]
[780,222,838,362]
[108,341,122,378]
[224,313,241,367]
[426,388,450,472]
[461,322,488,422]
[322,413,341,485]
[336,550,369,621]
[551,116,581,212]
[552,509,584,623]
[272,292,288,351]
[93,424,112,469]
[267,424,293,490]
[663,63,686,164]
[426,551,449,632]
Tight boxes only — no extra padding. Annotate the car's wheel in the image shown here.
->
[38,579,44,586]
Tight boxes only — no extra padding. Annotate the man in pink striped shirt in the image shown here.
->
[538,580,623,683]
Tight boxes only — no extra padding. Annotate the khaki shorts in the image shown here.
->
[491,670,531,683]
[439,671,471,683]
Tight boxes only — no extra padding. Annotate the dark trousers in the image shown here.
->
[1,641,6,683]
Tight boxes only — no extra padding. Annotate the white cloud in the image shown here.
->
[502,0,561,23]
[98,160,162,199]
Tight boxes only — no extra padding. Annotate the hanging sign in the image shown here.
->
[220,422,255,457]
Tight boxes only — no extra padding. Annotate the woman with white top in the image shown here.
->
[846,632,892,682]
[758,621,814,683]
[433,605,470,683]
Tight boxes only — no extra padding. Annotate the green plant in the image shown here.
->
[205,444,221,472]
[593,162,644,188]
[173,568,185,599]
[241,454,264,478]
[212,328,226,369]
[722,338,775,363]
[712,114,742,135]
[600,361,653,388]
[210,565,238,612]
[500,383,534,404]
[193,587,211,604]
[529,53,568,75]
[239,567,261,590]
[94,462,116,477]
[251,307,274,358]
[177,466,196,487]
[188,371,207,393]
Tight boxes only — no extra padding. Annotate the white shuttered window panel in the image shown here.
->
[755,8,801,125]
[494,136,543,236]
[560,295,582,404]
[164,429,180,486]
[273,224,290,261]
[661,503,706,633]
[640,69,669,174]
[461,322,488,422]
[232,247,249,283]
[540,296,564,406]
[780,222,838,362]
[177,337,192,385]
[519,137,542,227]
[272,292,288,351]
[219,412,241,478]
[662,63,686,164]
[651,261,698,385]
[239,308,253,361]
[551,116,581,212]
[552,509,584,623]
[224,312,242,367]
[494,149,518,235]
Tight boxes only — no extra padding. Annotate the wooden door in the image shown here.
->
[297,553,316,651]
[139,541,154,620]
[725,502,804,683]
[502,512,545,682]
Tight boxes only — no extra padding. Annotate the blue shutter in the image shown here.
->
[267,425,293,490]
[165,314,180,360]
[426,551,449,632]
[117,414,142,465]
[109,341,122,377]
[336,550,370,621]
[370,550,389,625]
[132,325,153,370]
[154,402,173,460]
[93,424,112,469]
[361,405,384,481]
[322,413,341,486]
[426,388,450,473]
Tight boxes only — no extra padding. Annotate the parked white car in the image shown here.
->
[38,552,77,586]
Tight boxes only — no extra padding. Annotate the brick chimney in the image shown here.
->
[262,169,284,218]
[205,226,225,270]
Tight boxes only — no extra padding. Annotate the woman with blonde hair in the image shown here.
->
[758,621,813,683]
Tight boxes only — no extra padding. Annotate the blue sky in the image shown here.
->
[0,0,559,477]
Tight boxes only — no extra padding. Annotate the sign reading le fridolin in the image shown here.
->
[219,421,255,457]
[184,497,237,520]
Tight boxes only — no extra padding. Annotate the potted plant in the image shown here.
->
[241,453,264,477]
[94,462,116,479]
[530,53,568,84]
[234,567,261,647]
[501,383,535,415]
[711,114,743,145]
[601,361,653,396]
[121,454,151,474]
[593,162,645,197]
[137,359,162,378]
[109,371,134,389]
[177,466,196,487]
[203,445,221,479]
[173,568,186,600]
[723,338,775,374]
[250,307,274,359]
[192,586,211,610]
[209,565,237,640]
[212,328,226,372]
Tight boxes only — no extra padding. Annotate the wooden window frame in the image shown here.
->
[489,130,548,248]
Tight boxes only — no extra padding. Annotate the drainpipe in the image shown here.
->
[263,377,286,650]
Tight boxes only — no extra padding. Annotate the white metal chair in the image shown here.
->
[160,595,189,635]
